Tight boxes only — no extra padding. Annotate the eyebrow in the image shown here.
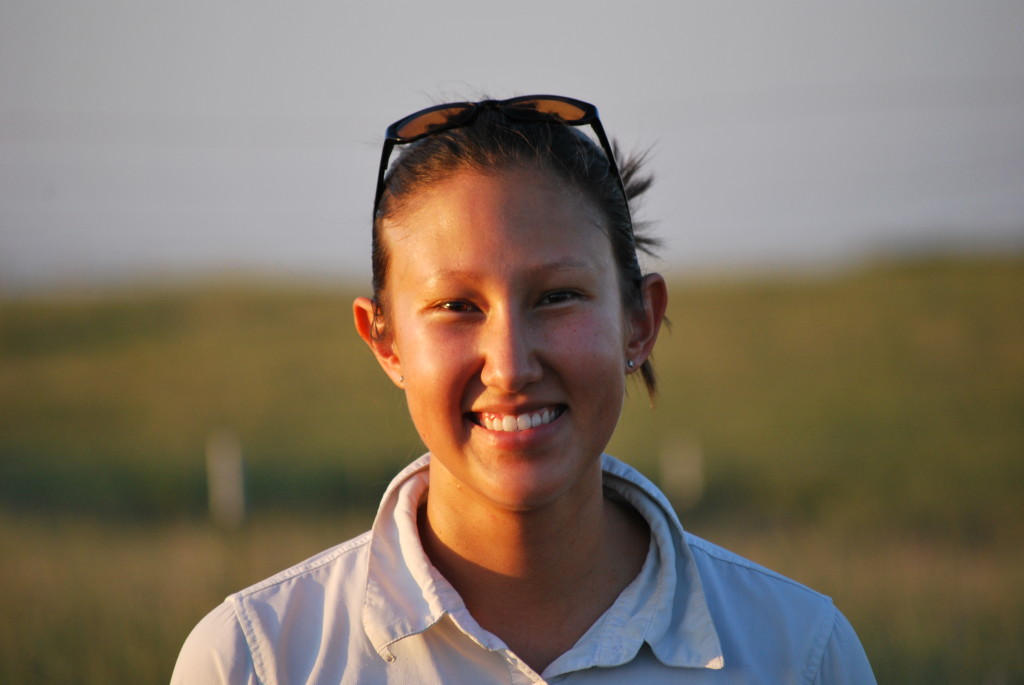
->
[425,259,594,284]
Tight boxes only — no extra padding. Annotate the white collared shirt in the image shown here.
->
[172,454,875,684]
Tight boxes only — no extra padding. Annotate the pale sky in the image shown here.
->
[2,0,1023,291]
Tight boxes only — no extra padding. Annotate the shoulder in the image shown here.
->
[171,601,256,685]
[234,530,372,608]
[684,532,838,644]
[171,531,374,685]
[685,532,830,606]
[683,534,875,683]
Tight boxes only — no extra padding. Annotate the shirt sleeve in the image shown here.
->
[811,608,877,685]
[170,601,257,685]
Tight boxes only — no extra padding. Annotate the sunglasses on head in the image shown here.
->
[373,95,629,221]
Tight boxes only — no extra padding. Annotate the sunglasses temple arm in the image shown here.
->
[588,119,628,202]
[373,139,396,217]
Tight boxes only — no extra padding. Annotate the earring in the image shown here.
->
[627,359,635,369]
[399,376,405,383]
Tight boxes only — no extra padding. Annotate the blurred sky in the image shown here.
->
[2,0,1023,292]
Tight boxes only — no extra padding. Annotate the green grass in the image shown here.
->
[0,510,372,683]
[1,255,1022,683]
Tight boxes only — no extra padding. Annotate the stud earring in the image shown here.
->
[627,359,635,369]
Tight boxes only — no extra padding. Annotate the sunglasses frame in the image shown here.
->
[373,95,628,220]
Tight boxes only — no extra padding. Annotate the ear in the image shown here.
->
[353,297,405,389]
[625,273,668,369]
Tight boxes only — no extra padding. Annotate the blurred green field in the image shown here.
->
[1,255,1022,683]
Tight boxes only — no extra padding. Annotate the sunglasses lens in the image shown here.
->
[393,105,474,140]
[511,99,589,123]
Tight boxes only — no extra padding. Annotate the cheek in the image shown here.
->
[395,319,470,385]
[401,368,458,451]
[391,318,474,437]
[549,310,628,382]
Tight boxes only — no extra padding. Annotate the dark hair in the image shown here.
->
[371,106,661,395]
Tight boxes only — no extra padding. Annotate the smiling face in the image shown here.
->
[355,165,664,513]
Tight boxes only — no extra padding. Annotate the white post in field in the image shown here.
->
[206,430,245,529]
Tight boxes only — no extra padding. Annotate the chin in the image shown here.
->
[481,460,597,513]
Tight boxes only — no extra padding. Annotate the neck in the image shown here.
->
[418,458,649,673]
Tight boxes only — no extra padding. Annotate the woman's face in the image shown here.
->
[356,165,663,512]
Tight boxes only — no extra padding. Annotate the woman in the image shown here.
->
[172,95,875,683]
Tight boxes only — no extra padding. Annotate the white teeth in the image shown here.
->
[479,408,559,432]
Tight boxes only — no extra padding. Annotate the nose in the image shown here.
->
[479,308,543,393]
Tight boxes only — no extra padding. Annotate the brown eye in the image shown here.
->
[440,301,476,313]
[540,290,581,306]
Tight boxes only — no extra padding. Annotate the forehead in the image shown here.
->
[383,166,614,285]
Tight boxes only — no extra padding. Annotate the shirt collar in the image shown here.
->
[598,454,725,671]
[361,454,723,671]
[361,455,446,658]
